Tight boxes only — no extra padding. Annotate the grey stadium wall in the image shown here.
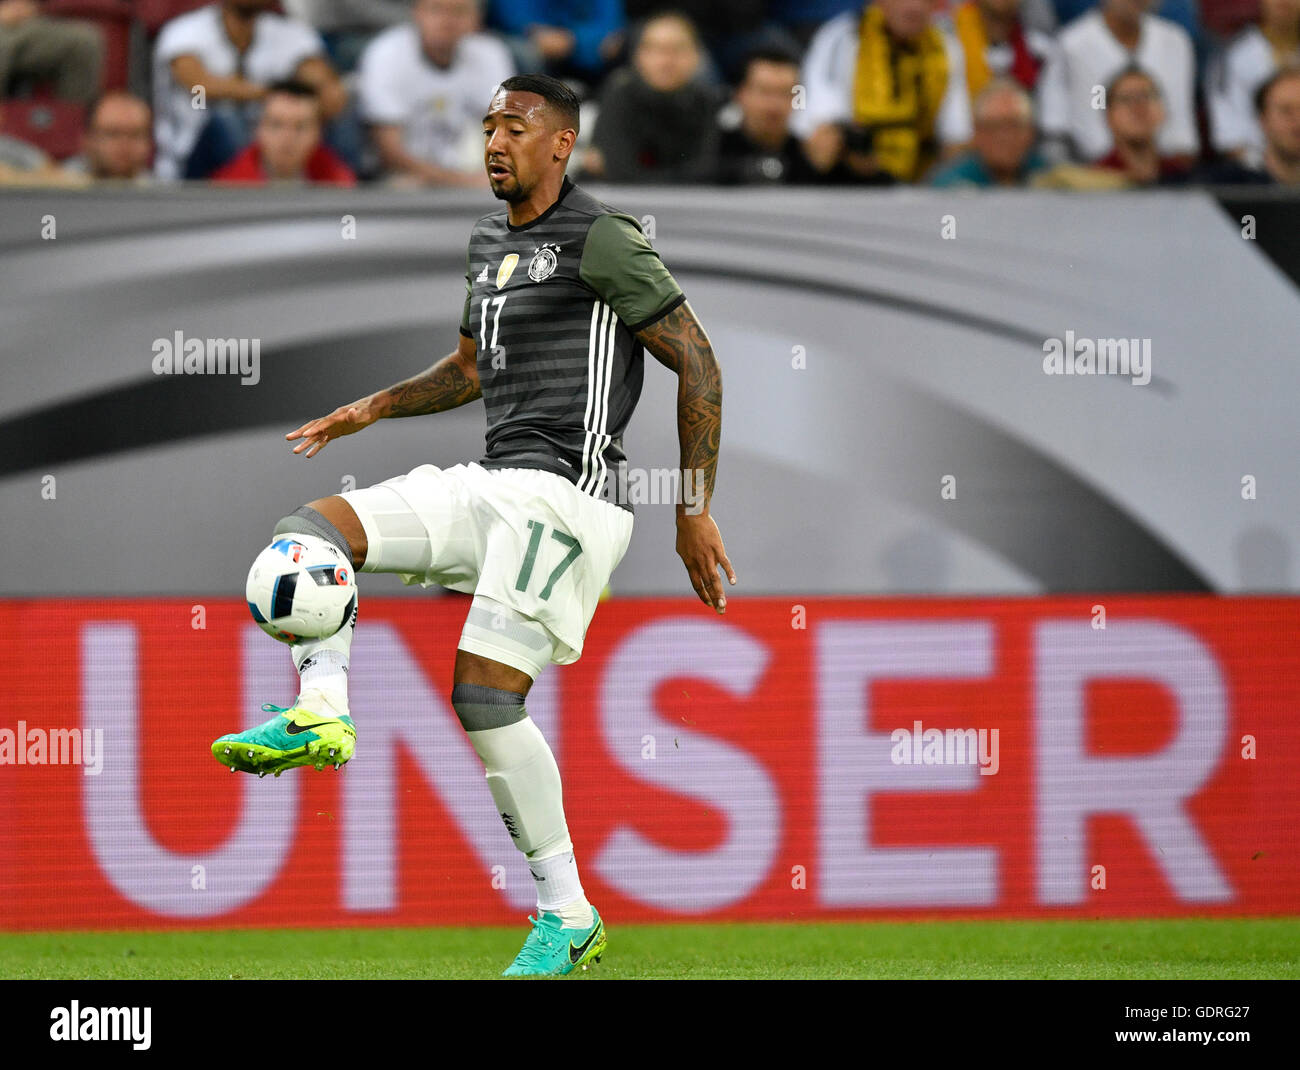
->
[1,186,1297,596]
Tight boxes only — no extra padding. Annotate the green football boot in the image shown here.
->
[502,907,606,977]
[212,702,356,777]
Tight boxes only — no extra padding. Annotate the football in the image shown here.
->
[245,535,356,644]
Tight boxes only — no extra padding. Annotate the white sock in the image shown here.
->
[466,717,593,928]
[528,846,594,929]
[291,603,355,717]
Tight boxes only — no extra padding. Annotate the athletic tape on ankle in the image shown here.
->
[274,506,355,568]
[450,683,528,732]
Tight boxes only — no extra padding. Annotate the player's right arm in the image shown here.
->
[286,333,480,458]
[377,331,482,418]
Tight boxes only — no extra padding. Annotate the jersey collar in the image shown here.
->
[506,175,574,233]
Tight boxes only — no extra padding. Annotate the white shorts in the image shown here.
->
[339,463,634,677]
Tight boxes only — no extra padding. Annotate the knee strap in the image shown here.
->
[274,505,355,568]
[451,683,528,733]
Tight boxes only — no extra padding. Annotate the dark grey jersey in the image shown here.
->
[461,177,684,512]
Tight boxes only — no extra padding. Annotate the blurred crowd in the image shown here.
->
[1,0,1298,189]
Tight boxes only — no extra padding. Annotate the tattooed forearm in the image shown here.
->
[636,301,722,513]
[377,348,481,419]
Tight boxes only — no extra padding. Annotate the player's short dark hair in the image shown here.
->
[1254,64,1300,116]
[498,74,581,134]
[738,47,801,85]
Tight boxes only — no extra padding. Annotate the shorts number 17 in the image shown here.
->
[514,520,583,601]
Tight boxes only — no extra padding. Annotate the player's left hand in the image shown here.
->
[675,512,736,614]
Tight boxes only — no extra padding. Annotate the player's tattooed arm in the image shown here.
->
[378,333,482,419]
[637,301,722,509]
[636,300,737,613]
[286,335,480,457]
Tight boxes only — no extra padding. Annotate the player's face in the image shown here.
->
[482,90,566,202]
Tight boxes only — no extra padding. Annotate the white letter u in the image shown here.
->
[81,622,298,917]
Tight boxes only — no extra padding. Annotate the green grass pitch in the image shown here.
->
[2,918,1297,979]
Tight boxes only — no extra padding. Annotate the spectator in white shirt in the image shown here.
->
[357,0,513,187]
[1206,0,1300,163]
[153,0,348,180]
[1037,0,1198,161]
